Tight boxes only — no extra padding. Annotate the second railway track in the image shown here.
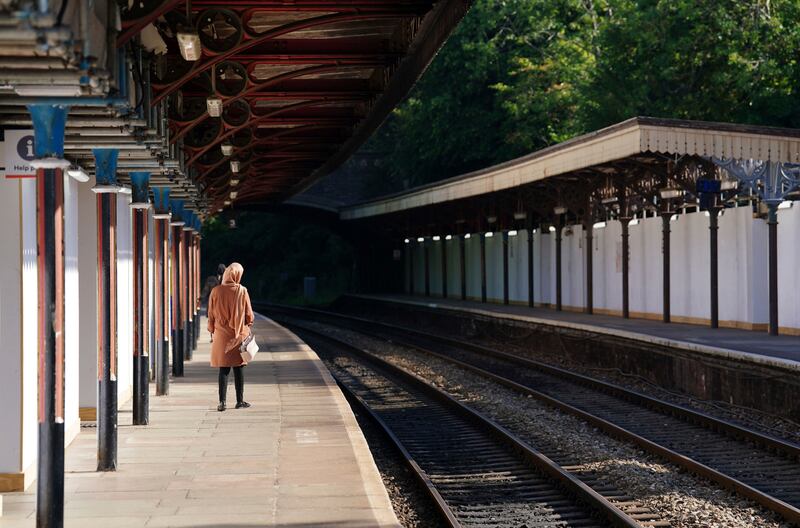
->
[262,303,800,526]
[294,324,662,528]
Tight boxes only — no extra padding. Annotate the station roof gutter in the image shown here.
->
[340,116,800,220]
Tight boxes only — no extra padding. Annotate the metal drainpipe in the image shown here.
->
[93,148,120,472]
[29,103,70,528]
[130,172,151,426]
[152,188,171,395]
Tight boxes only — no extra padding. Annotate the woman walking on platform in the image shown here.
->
[207,262,254,411]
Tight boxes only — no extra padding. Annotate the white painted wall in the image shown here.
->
[405,204,800,331]
[117,193,134,405]
[20,179,38,482]
[778,204,800,331]
[78,179,97,410]
[63,175,81,444]
[0,178,24,476]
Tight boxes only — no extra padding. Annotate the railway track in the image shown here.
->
[260,303,800,526]
[292,324,660,528]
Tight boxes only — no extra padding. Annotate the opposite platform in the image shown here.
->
[350,294,800,372]
[0,316,400,528]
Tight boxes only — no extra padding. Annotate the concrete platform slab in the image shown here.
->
[0,316,400,528]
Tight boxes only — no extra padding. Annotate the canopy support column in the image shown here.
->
[170,201,185,377]
[182,226,192,361]
[584,221,593,315]
[502,231,509,305]
[93,148,120,472]
[527,228,534,308]
[708,207,720,329]
[459,234,466,300]
[767,203,779,336]
[661,213,671,323]
[152,189,171,395]
[555,223,563,311]
[194,230,201,349]
[29,103,70,528]
[423,238,430,297]
[480,232,487,303]
[130,173,151,425]
[441,237,448,298]
[620,218,631,318]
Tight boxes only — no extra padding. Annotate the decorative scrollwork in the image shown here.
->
[222,100,251,127]
[184,118,222,149]
[713,158,800,203]
[197,9,244,53]
[120,0,164,22]
[214,61,248,97]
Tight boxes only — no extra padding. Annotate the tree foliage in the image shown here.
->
[368,0,800,189]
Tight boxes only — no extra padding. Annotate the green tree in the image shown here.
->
[366,0,800,191]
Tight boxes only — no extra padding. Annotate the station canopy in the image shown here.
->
[339,117,800,234]
[125,0,471,212]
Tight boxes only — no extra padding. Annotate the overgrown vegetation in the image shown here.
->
[201,213,354,305]
[369,0,800,189]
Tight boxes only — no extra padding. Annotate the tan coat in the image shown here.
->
[207,274,254,368]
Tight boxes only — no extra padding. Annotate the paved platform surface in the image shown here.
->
[0,315,400,528]
[353,294,800,371]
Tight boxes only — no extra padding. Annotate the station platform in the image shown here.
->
[0,316,400,528]
[350,294,800,372]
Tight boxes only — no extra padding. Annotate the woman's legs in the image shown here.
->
[218,367,231,403]
[233,366,244,404]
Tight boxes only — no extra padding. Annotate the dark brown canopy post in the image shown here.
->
[170,200,185,377]
[152,188,171,396]
[130,172,151,426]
[480,231,487,303]
[708,204,721,329]
[423,238,431,297]
[584,216,594,315]
[29,104,69,527]
[502,230,510,305]
[617,184,631,319]
[93,148,120,472]
[527,225,535,308]
[459,233,467,300]
[554,213,564,311]
[441,236,448,298]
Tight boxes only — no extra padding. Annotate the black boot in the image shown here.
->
[217,401,226,412]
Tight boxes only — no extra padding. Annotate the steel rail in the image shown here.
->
[289,323,643,528]
[261,303,800,526]
[335,375,461,528]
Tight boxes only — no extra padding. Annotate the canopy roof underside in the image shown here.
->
[124,0,471,212]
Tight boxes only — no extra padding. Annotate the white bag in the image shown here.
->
[240,334,260,363]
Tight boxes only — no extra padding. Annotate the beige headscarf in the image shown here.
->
[218,262,248,352]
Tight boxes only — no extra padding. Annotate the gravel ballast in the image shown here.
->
[299,319,792,528]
